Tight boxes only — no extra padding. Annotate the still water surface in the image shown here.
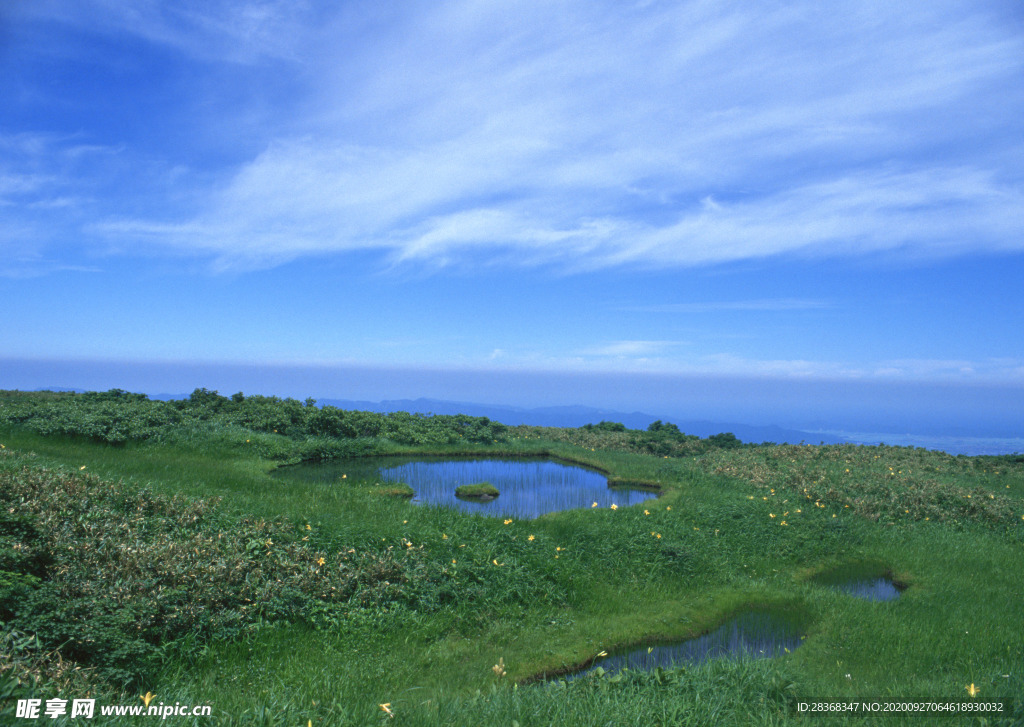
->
[829,578,902,601]
[280,457,658,518]
[565,610,805,679]
[811,563,903,601]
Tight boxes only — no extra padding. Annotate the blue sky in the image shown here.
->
[2,1,1023,434]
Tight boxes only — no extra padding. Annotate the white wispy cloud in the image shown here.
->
[580,340,687,358]
[9,1,1024,273]
[15,0,315,64]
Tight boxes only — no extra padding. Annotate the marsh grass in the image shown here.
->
[2,393,1023,725]
[454,482,500,498]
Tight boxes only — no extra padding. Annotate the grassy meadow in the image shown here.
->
[1,389,1022,725]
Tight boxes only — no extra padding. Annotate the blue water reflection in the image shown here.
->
[810,563,903,601]
[379,458,657,518]
[277,457,659,519]
[831,578,901,601]
[568,611,804,679]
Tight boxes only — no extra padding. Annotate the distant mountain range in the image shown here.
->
[315,397,848,445]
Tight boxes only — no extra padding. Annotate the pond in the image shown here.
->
[563,610,805,679]
[811,563,903,602]
[278,457,659,519]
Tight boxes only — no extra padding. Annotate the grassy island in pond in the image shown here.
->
[454,481,500,499]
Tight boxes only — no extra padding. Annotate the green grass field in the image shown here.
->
[1,390,1022,725]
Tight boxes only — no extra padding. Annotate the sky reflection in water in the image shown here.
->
[831,578,902,601]
[378,458,658,518]
[567,611,804,679]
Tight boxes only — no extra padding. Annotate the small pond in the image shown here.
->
[811,563,903,602]
[564,610,805,680]
[278,457,659,519]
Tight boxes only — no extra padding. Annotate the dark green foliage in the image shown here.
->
[706,432,742,448]
[583,420,627,432]
[0,389,510,453]
[0,572,40,621]
[647,420,681,434]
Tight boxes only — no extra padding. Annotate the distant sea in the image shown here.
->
[818,431,1024,456]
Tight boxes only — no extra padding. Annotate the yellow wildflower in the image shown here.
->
[644,509,650,515]
[316,556,325,566]
[528,534,535,541]
[610,503,618,510]
[967,683,979,698]
[504,519,513,525]
[592,502,598,508]
[380,703,394,718]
